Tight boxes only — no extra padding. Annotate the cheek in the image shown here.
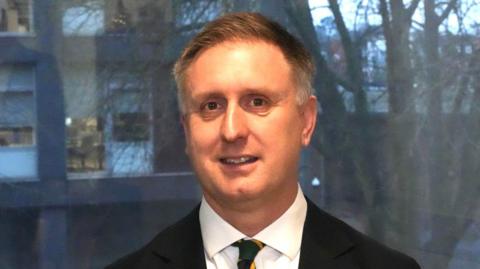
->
[186,120,219,152]
[257,111,303,141]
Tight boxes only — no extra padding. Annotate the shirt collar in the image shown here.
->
[199,196,245,259]
[199,185,307,260]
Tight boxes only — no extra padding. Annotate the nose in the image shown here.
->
[220,103,248,142]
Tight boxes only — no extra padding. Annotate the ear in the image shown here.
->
[301,95,317,146]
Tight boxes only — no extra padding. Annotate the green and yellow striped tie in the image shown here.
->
[232,239,265,269]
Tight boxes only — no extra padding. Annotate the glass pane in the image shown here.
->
[0,92,34,125]
[62,0,105,35]
[0,65,35,148]
[0,0,32,33]
[66,117,105,173]
[0,126,33,146]
[112,112,149,142]
[2,1,479,269]
[0,64,34,91]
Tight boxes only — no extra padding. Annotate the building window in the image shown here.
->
[0,65,35,147]
[112,112,148,142]
[62,0,173,36]
[0,126,32,146]
[110,83,150,143]
[63,66,106,174]
[66,117,105,173]
[64,66,154,176]
[105,75,153,175]
[0,0,32,33]
[0,64,37,179]
[62,0,105,36]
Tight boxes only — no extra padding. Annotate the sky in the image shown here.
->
[308,0,480,34]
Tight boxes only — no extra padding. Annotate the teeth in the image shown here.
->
[222,156,255,164]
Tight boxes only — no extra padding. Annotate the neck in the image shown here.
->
[205,185,298,237]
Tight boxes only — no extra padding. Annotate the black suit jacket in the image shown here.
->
[105,199,421,269]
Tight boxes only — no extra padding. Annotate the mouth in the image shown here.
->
[219,156,259,165]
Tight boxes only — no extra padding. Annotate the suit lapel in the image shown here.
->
[299,199,359,269]
[146,199,360,269]
[151,206,207,269]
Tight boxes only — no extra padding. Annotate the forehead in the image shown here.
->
[184,40,293,98]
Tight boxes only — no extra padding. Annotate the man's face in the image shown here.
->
[182,40,316,210]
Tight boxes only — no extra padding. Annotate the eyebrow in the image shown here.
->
[186,92,223,107]
[188,87,289,103]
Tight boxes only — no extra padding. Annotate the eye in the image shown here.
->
[251,98,266,107]
[201,100,223,112]
[206,101,219,110]
[243,95,271,114]
[198,99,225,119]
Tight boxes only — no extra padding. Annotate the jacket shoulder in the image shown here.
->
[304,199,421,269]
[344,225,421,269]
[104,206,201,269]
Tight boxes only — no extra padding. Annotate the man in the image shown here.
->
[106,12,421,269]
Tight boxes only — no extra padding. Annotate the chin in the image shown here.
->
[230,183,266,200]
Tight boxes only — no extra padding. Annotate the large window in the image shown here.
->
[2,1,480,269]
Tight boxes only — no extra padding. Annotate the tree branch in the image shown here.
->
[452,48,477,113]
[406,0,422,19]
[328,0,351,50]
[284,0,358,94]
[379,0,393,47]
[438,0,457,24]
[176,22,206,33]
[356,25,382,46]
[328,0,358,79]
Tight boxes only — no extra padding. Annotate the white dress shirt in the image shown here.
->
[199,186,307,269]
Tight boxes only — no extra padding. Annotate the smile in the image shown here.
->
[219,156,258,165]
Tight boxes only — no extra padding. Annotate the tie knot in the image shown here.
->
[232,239,265,262]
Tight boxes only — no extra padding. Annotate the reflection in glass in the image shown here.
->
[0,0,32,33]
[66,117,104,173]
[62,0,105,35]
[1,1,479,268]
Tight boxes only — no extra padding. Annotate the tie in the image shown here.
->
[232,239,265,269]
